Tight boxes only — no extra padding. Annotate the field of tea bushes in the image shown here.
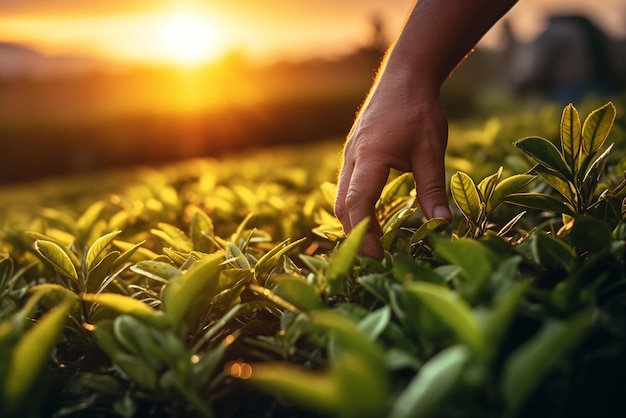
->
[1,102,625,418]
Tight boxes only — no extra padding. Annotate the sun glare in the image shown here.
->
[159,12,222,66]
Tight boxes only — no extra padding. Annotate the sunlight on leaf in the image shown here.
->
[35,239,79,283]
[514,136,572,181]
[582,102,616,154]
[450,172,482,224]
[560,103,582,173]
[86,230,122,272]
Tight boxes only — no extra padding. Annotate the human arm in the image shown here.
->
[334,0,518,259]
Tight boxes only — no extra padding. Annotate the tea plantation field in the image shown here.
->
[1,102,625,418]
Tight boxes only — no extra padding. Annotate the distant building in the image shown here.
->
[509,15,623,103]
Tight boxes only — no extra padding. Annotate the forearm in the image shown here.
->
[384,0,518,86]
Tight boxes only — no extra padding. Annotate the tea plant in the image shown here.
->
[0,104,624,418]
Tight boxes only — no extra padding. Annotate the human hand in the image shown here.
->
[335,71,452,259]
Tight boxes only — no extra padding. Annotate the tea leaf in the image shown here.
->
[488,173,536,213]
[502,312,592,418]
[376,172,413,212]
[190,208,215,253]
[389,345,470,418]
[357,305,391,342]
[162,251,224,327]
[326,218,368,295]
[407,282,483,353]
[247,363,339,414]
[113,240,159,262]
[319,181,338,208]
[272,278,323,311]
[434,238,493,290]
[582,102,616,154]
[532,165,577,206]
[531,232,576,271]
[35,239,79,283]
[130,260,181,284]
[560,104,582,172]
[450,172,482,223]
[86,230,122,273]
[152,223,193,253]
[514,136,572,181]
[254,238,306,283]
[477,167,503,203]
[568,215,613,253]
[82,293,162,326]
[504,193,576,216]
[580,143,613,207]
[409,218,449,244]
[76,201,106,242]
[4,298,73,400]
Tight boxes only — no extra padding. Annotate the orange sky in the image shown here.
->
[1,0,624,66]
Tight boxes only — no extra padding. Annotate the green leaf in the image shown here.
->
[560,103,582,172]
[130,260,182,284]
[434,238,493,289]
[247,362,340,414]
[389,345,470,418]
[112,240,148,269]
[82,293,162,326]
[502,312,592,418]
[90,321,158,391]
[514,136,572,181]
[504,193,576,216]
[151,223,193,253]
[357,305,391,342]
[407,282,483,354]
[35,239,79,283]
[530,232,576,271]
[86,230,122,272]
[327,218,368,295]
[254,238,305,283]
[376,172,413,212]
[76,201,106,241]
[4,298,73,400]
[483,279,527,360]
[409,217,449,244]
[29,283,80,306]
[113,240,159,262]
[190,207,215,253]
[532,165,577,206]
[580,143,613,207]
[568,215,613,253]
[450,172,482,224]
[271,278,323,311]
[488,173,536,213]
[392,254,446,286]
[477,167,503,203]
[582,102,616,154]
[161,251,224,327]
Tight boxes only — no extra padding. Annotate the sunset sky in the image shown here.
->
[1,0,625,66]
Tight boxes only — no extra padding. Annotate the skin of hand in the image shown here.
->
[335,0,518,259]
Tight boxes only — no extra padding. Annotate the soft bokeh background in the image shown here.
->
[1,0,625,183]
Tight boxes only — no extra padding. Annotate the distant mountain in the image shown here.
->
[0,42,115,80]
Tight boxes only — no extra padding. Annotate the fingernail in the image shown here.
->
[432,205,451,220]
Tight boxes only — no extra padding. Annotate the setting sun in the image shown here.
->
[159,12,222,66]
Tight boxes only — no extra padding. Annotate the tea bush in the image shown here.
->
[0,103,625,418]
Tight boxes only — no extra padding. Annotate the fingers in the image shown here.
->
[412,102,452,221]
[413,153,451,220]
[336,150,388,259]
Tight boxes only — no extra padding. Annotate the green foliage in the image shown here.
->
[0,103,625,417]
